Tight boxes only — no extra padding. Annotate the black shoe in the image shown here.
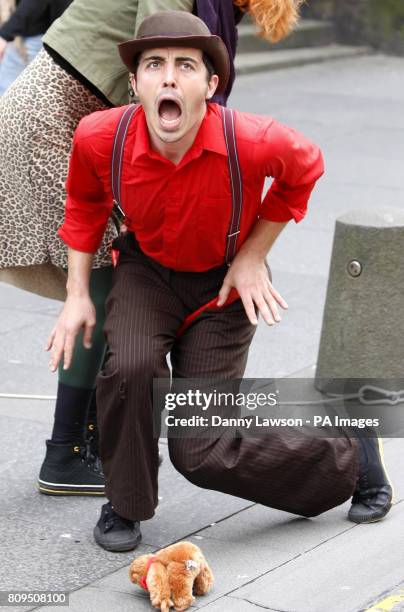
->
[93,502,142,552]
[38,440,105,496]
[348,432,393,523]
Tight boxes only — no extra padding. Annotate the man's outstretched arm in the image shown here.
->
[45,248,95,372]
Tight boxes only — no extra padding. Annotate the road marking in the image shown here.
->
[0,393,56,400]
[366,590,404,611]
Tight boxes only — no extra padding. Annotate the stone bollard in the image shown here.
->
[315,207,404,395]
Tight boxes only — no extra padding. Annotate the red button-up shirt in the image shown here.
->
[58,103,324,272]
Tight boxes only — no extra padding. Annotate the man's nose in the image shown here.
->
[162,63,177,88]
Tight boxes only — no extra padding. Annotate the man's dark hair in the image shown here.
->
[202,52,216,81]
[132,51,217,83]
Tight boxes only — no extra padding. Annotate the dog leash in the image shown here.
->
[110,104,243,335]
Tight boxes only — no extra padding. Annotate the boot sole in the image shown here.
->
[38,480,105,496]
[93,526,142,552]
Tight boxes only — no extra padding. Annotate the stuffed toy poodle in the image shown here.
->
[129,540,214,611]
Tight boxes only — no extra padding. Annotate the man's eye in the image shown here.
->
[181,62,193,70]
[147,61,160,68]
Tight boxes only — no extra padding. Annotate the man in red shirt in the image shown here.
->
[47,12,392,552]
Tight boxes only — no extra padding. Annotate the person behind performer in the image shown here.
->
[0,0,71,96]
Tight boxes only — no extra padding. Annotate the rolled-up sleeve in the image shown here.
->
[58,121,113,253]
[257,119,324,223]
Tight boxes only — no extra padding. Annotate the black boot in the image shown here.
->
[38,440,105,496]
[348,431,393,523]
[93,502,142,552]
[85,420,100,456]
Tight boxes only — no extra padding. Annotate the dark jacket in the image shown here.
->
[195,0,244,105]
[0,0,72,42]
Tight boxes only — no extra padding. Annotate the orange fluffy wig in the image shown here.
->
[233,0,305,43]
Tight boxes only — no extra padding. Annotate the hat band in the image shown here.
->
[139,31,208,39]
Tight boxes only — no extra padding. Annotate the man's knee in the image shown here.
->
[168,438,212,485]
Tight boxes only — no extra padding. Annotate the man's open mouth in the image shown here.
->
[157,97,183,129]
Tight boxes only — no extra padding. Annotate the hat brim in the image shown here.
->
[118,35,230,94]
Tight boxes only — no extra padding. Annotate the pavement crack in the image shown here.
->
[241,597,274,612]
[159,502,257,547]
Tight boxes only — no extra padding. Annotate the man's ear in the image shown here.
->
[206,74,219,100]
[130,73,139,97]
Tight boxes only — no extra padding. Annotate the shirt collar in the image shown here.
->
[131,107,154,162]
[131,103,228,164]
[200,103,228,157]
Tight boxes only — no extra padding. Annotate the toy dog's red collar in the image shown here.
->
[140,556,158,591]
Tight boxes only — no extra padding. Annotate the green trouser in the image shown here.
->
[58,266,113,389]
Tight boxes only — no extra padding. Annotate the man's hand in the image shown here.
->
[217,250,288,326]
[0,37,8,62]
[45,295,96,371]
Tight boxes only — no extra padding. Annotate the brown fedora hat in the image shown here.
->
[118,11,230,94]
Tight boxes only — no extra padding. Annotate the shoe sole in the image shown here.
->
[38,480,105,496]
[348,499,393,524]
[93,526,142,552]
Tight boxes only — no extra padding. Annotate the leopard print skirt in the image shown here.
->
[0,49,116,270]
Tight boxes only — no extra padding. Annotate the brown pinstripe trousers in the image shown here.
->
[97,234,359,521]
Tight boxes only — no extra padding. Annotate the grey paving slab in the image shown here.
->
[0,605,34,612]
[0,311,44,335]
[0,515,154,592]
[0,317,55,365]
[231,502,404,612]
[33,585,151,612]
[0,361,57,396]
[194,503,355,555]
[0,282,61,313]
[321,153,404,190]
[0,398,54,424]
[267,55,404,103]
[267,223,333,276]
[325,126,404,162]
[29,588,146,612]
[231,56,404,132]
